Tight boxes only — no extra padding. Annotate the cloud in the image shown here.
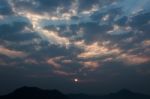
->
[0,0,150,95]
[143,40,150,47]
[80,4,99,15]
[41,30,70,47]
[0,46,27,58]
[0,0,13,15]
[47,56,64,69]
[24,58,38,65]
[80,61,99,70]
[118,54,150,65]
[120,0,150,16]
[61,60,72,64]
[11,11,71,47]
[0,0,149,79]
[77,42,121,59]
[0,17,30,33]
[53,70,75,76]
[107,25,132,35]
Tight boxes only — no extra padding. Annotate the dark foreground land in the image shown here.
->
[0,86,150,99]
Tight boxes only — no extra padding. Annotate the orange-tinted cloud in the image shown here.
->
[77,42,121,59]
[118,54,150,65]
[61,59,72,64]
[53,70,75,76]
[80,61,99,70]
[47,56,64,69]
[0,46,27,58]
[143,40,150,47]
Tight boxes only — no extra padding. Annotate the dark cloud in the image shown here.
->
[0,0,13,15]
[0,22,28,34]
[0,18,35,42]
[130,12,150,27]
[78,0,99,11]
[11,0,72,14]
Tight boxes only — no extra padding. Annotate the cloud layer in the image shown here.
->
[0,0,150,95]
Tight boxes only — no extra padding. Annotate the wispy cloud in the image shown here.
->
[53,70,75,76]
[118,54,150,65]
[80,61,100,70]
[0,46,27,58]
[47,56,64,69]
[77,42,121,59]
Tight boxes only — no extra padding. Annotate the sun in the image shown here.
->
[74,78,79,83]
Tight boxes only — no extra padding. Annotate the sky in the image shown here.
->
[0,0,150,95]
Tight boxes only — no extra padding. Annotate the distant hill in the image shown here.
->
[68,89,150,99]
[0,86,69,99]
[0,87,150,99]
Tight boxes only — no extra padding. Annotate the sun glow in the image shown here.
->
[74,78,79,83]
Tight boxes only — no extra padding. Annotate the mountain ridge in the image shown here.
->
[0,86,150,99]
[0,86,69,99]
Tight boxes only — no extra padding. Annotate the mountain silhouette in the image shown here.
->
[0,87,150,99]
[68,89,150,99]
[104,89,150,99]
[0,86,69,99]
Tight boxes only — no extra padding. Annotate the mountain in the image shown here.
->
[0,86,69,99]
[1,87,150,99]
[68,89,150,99]
[104,89,150,99]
